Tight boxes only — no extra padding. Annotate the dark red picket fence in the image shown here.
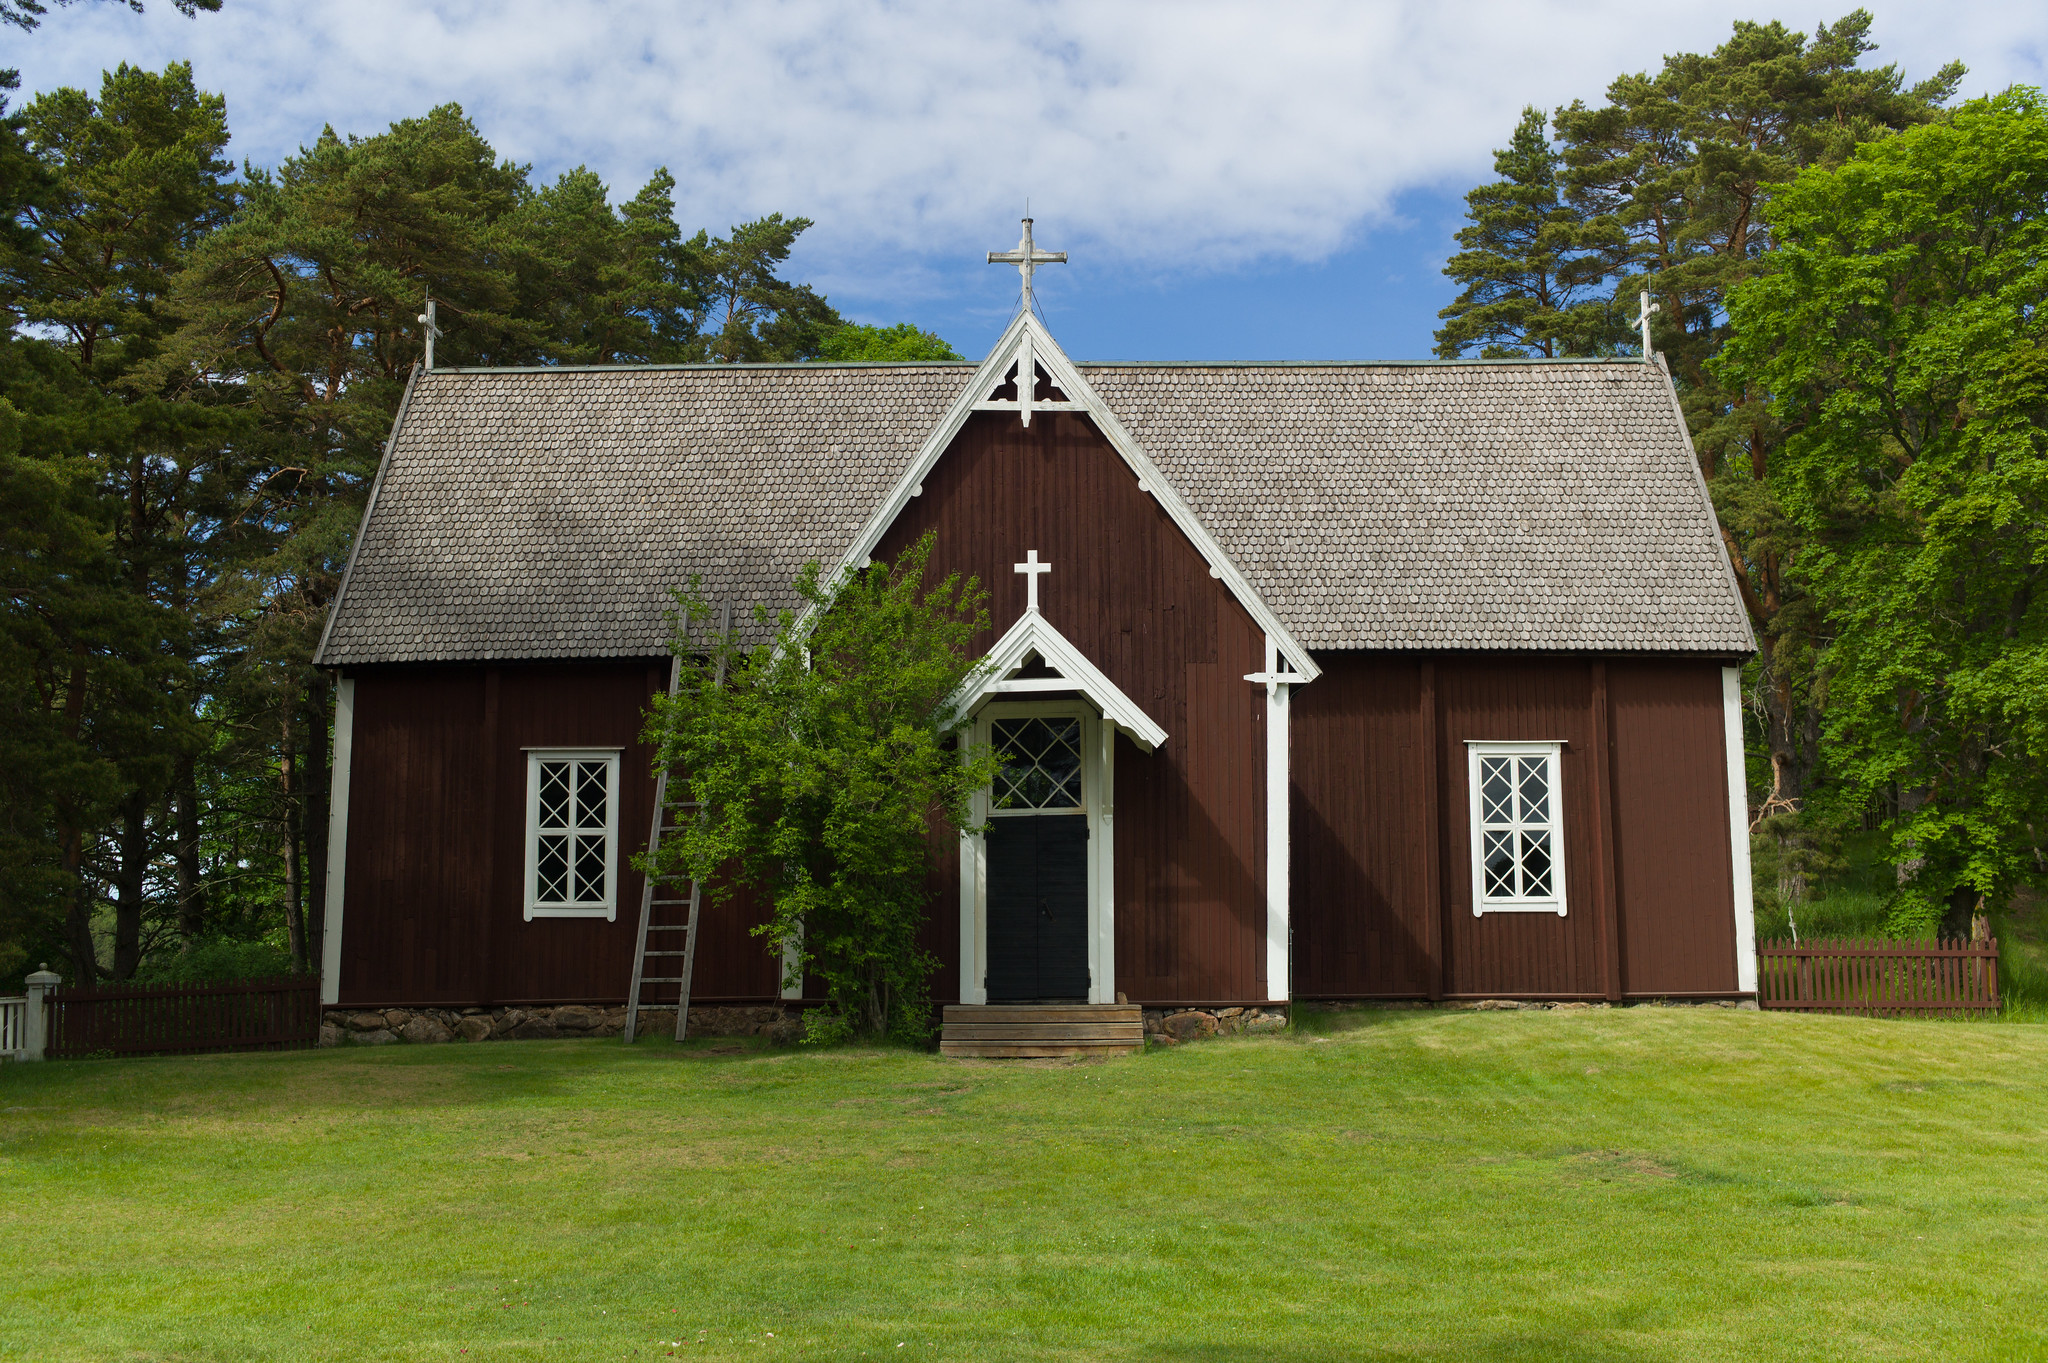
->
[1756,939,1999,1017]
[46,975,320,1058]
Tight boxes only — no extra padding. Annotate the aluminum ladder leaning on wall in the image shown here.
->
[623,602,727,1045]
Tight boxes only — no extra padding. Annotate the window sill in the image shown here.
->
[525,906,617,921]
[1475,902,1567,917]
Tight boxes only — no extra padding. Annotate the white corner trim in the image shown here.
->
[949,608,1168,750]
[1261,636,1291,1000]
[959,827,984,1005]
[815,310,1320,681]
[318,678,355,1006]
[1097,715,1117,1004]
[1723,667,1758,991]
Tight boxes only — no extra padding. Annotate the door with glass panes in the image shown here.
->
[981,705,1093,1002]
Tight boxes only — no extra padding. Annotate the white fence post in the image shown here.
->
[22,965,59,1062]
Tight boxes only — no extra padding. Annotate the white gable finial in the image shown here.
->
[1638,289,1660,362]
[988,217,1066,316]
[1014,549,1051,613]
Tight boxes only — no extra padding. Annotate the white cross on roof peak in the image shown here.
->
[988,217,1066,313]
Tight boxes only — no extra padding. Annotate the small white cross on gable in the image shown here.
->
[1014,549,1051,613]
[1638,289,1661,361]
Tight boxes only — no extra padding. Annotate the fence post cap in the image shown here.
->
[25,967,60,987]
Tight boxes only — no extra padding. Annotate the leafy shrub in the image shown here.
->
[133,937,296,983]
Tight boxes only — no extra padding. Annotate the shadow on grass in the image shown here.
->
[1287,1003,1432,1038]
[0,1031,803,1119]
[1138,1331,1662,1362]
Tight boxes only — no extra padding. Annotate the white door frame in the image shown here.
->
[958,699,1116,1005]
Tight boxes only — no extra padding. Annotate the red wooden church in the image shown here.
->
[314,222,1759,1040]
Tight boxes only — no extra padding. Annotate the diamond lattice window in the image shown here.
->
[527,751,619,915]
[991,717,1083,811]
[1467,743,1565,914]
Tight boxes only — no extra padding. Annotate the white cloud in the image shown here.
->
[13,0,2045,311]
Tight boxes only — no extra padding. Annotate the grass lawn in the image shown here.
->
[2,1008,2045,1362]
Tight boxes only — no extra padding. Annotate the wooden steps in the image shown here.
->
[939,1004,1143,1058]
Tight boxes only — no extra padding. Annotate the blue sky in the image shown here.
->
[13,0,2047,361]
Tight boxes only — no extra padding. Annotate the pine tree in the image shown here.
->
[1434,107,1624,359]
[6,62,235,982]
[1550,11,1961,904]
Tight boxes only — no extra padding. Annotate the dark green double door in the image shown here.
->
[984,815,1090,1002]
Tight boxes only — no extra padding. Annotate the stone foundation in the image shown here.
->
[1141,1005,1289,1045]
[1306,998,1760,1013]
[317,1003,802,1048]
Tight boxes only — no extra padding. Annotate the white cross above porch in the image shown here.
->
[1014,549,1051,612]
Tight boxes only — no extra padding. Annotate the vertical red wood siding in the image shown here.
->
[338,660,780,1006]
[1436,658,1604,996]
[1289,658,1431,996]
[1606,661,1741,994]
[1290,652,1743,999]
[876,411,1270,1004]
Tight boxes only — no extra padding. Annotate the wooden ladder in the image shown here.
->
[624,603,726,1044]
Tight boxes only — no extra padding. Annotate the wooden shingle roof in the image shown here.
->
[315,358,1754,666]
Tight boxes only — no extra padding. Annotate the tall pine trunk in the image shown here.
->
[112,790,148,980]
[281,709,308,975]
[59,659,98,985]
[61,823,98,987]
[176,755,205,947]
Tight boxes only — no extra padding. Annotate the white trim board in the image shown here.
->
[815,309,1320,682]
[318,678,355,1006]
[1256,635,1291,999]
[1723,667,1759,992]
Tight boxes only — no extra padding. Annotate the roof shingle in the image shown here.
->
[315,359,1753,666]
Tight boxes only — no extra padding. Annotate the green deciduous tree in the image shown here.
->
[1435,106,1627,359]
[816,322,963,362]
[1716,89,2048,937]
[645,532,999,1041]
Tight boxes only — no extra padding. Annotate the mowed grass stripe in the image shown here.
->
[0,1007,2043,1362]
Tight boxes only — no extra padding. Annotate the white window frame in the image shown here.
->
[523,749,622,921]
[1466,741,1567,917]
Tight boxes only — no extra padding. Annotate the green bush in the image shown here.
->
[132,938,296,983]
